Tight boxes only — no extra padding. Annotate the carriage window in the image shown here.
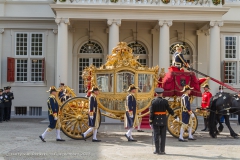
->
[117,71,135,92]
[97,74,113,92]
[138,74,153,93]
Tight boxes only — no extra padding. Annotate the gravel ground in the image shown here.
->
[0,118,240,160]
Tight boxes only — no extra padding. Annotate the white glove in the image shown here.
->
[130,115,133,118]
[150,124,153,129]
[191,113,195,118]
[90,116,94,119]
[54,116,58,120]
[175,117,180,122]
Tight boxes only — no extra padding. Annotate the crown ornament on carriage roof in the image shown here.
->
[104,42,143,68]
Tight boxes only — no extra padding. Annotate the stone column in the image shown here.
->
[55,18,70,85]
[158,20,172,71]
[0,28,4,88]
[107,19,121,54]
[209,21,223,93]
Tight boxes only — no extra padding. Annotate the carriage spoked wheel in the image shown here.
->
[167,107,198,139]
[60,97,101,140]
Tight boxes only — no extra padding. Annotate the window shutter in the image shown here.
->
[42,58,45,81]
[7,57,15,82]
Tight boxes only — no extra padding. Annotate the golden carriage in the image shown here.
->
[56,42,202,140]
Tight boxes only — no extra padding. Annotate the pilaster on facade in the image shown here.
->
[107,19,121,27]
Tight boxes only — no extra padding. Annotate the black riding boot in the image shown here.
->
[201,118,208,131]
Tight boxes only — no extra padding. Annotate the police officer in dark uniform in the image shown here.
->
[4,86,14,121]
[0,89,6,123]
[149,88,179,155]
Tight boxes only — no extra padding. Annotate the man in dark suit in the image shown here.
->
[150,88,179,155]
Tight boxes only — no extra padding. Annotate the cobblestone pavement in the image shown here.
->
[0,118,240,160]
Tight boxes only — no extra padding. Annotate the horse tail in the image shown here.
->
[209,97,217,138]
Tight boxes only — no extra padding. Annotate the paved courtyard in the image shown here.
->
[0,118,240,160]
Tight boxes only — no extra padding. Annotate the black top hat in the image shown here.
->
[90,86,100,93]
[181,85,194,92]
[202,84,210,89]
[60,83,65,86]
[155,88,164,94]
[127,84,138,92]
[219,85,224,90]
[47,86,59,93]
[0,89,3,92]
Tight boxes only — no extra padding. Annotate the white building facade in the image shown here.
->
[0,0,240,120]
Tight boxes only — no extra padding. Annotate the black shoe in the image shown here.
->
[201,128,206,131]
[178,138,188,142]
[137,130,144,132]
[153,151,159,154]
[56,139,65,141]
[124,134,130,141]
[92,139,101,142]
[159,152,166,155]
[128,139,137,142]
[188,138,196,140]
[39,135,46,142]
[81,133,86,141]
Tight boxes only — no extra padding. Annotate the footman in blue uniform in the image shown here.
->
[179,85,196,142]
[81,86,101,142]
[39,86,65,142]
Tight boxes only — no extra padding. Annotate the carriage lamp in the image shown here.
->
[86,40,93,53]
[133,41,141,54]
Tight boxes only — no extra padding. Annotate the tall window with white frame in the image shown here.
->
[78,41,104,94]
[222,35,239,119]
[14,33,45,83]
[223,36,238,85]
[128,42,148,66]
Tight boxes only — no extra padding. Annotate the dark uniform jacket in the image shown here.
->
[47,95,59,129]
[181,94,191,124]
[173,52,187,68]
[150,97,175,126]
[125,94,137,128]
[88,94,98,127]
[4,92,14,105]
[0,94,7,104]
